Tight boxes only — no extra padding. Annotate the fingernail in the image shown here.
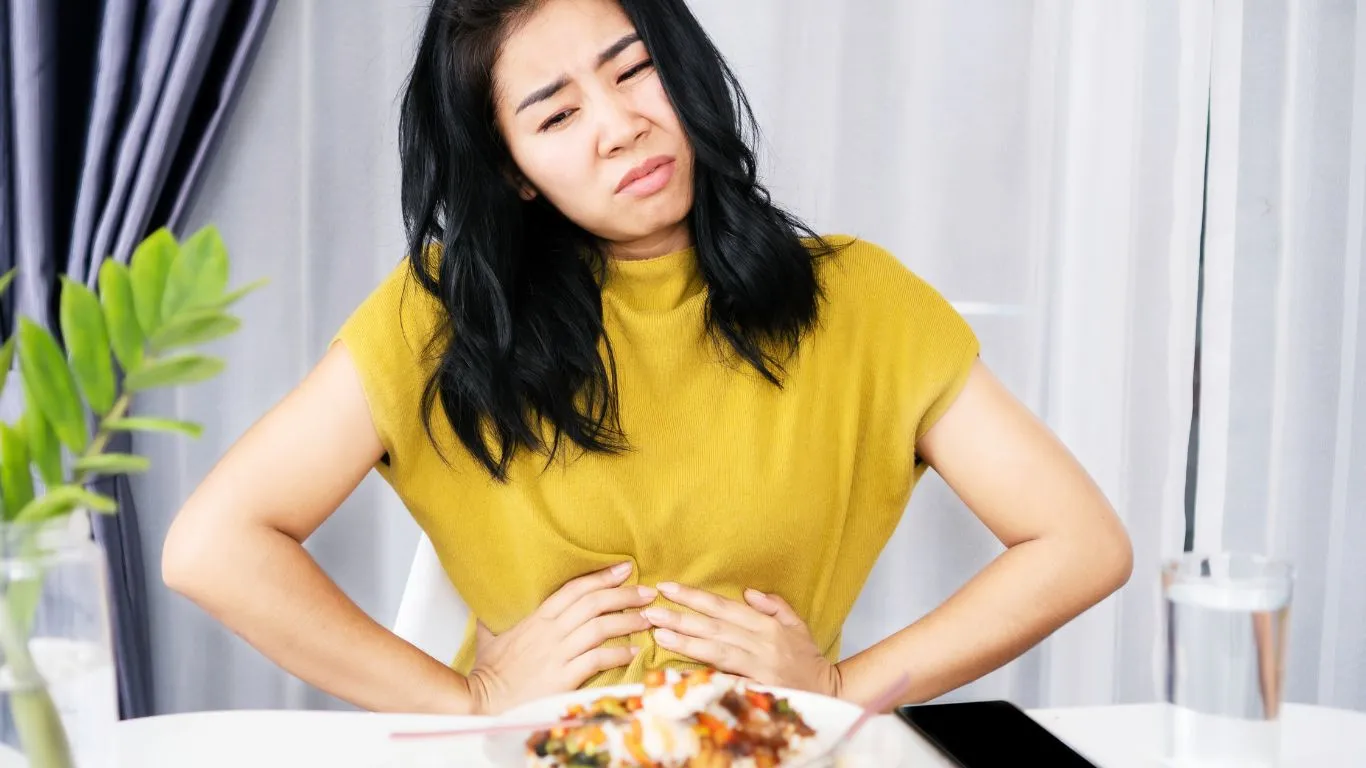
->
[630,646,641,656]
[637,586,657,600]
[745,588,766,601]
[654,628,679,647]
[656,581,679,596]
[611,562,632,578]
[642,607,668,623]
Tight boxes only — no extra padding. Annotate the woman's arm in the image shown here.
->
[835,359,1133,706]
[161,343,477,714]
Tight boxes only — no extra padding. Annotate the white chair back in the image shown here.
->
[392,532,470,665]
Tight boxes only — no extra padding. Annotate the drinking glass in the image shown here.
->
[1161,553,1293,767]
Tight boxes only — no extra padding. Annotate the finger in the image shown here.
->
[642,607,763,656]
[744,589,804,628]
[652,628,756,678]
[475,621,496,649]
[656,583,768,633]
[565,645,639,684]
[557,584,657,630]
[564,611,653,658]
[539,562,633,619]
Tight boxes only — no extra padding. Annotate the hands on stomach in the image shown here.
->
[468,562,656,714]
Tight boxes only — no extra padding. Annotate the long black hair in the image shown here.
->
[399,0,838,480]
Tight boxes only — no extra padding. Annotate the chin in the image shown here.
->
[636,192,692,231]
[588,186,693,244]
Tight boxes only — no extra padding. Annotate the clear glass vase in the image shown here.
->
[0,514,117,768]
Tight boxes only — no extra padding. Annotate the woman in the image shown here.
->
[162,0,1132,717]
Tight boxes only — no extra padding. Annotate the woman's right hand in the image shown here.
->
[467,562,655,715]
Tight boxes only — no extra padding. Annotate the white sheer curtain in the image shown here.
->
[800,0,1209,708]
[137,0,1215,713]
[1196,0,1366,711]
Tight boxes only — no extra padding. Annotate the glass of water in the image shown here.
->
[1161,553,1293,767]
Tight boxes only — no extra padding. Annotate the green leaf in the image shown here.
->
[21,388,63,487]
[200,278,268,311]
[104,417,203,439]
[0,267,15,297]
[0,423,34,521]
[129,228,177,336]
[148,312,240,351]
[14,484,117,523]
[123,354,225,391]
[0,335,15,397]
[17,318,88,453]
[98,260,145,372]
[161,225,228,319]
[73,453,150,475]
[59,277,116,415]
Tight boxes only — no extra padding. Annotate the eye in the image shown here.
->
[619,59,654,83]
[538,109,575,132]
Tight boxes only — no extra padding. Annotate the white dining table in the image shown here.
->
[104,702,1366,767]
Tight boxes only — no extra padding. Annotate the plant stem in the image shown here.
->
[75,393,133,487]
[0,591,73,768]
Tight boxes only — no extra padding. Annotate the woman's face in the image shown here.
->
[492,0,695,258]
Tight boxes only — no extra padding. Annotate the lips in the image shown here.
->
[616,155,675,194]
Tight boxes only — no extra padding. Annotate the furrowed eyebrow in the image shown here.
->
[514,33,643,115]
[596,33,641,68]
[516,77,570,114]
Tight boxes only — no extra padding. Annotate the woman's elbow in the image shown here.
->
[1052,511,1133,602]
[1094,520,1134,596]
[1109,533,1135,592]
[161,507,222,599]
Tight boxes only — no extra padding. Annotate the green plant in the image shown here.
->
[0,224,263,767]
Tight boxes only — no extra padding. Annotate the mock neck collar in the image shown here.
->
[600,246,705,312]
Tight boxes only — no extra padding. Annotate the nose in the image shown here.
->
[596,93,649,158]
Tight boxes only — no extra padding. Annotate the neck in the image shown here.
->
[607,224,693,261]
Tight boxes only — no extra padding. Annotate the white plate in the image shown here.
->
[481,682,911,766]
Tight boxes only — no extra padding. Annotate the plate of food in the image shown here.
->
[481,668,875,767]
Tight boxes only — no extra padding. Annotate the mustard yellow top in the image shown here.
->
[334,236,979,688]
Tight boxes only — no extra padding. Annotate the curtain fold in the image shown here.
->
[0,2,13,320]
[65,0,138,287]
[104,1,231,275]
[6,0,57,332]
[162,0,278,233]
[75,1,189,286]
[2,0,277,718]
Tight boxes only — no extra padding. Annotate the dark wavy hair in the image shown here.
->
[399,0,838,480]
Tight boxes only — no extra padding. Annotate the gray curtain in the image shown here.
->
[1,0,277,718]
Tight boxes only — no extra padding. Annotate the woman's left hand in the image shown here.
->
[643,582,842,699]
